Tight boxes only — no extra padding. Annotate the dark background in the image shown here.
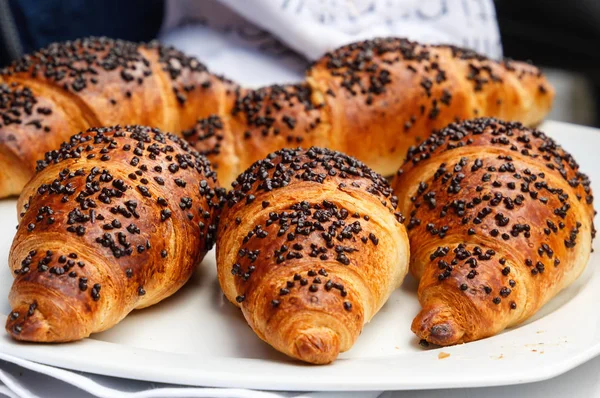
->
[495,0,600,126]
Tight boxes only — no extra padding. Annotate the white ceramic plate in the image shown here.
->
[0,120,599,391]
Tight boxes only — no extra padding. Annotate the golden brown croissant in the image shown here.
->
[5,125,224,342]
[0,37,237,198]
[187,37,554,186]
[216,147,409,364]
[392,118,594,346]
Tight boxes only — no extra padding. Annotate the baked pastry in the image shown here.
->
[6,125,224,342]
[216,147,409,364]
[188,37,554,186]
[392,118,594,345]
[0,37,237,198]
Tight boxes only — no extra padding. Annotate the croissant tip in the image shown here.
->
[412,305,465,346]
[292,327,340,365]
[5,304,49,342]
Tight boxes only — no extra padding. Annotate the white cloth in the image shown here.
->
[1,1,501,397]
[0,352,380,398]
[219,0,502,60]
[159,0,501,87]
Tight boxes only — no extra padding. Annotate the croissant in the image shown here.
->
[5,125,223,342]
[216,147,409,364]
[392,118,594,345]
[0,37,237,198]
[187,37,554,186]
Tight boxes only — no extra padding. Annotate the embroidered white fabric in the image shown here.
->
[159,0,501,87]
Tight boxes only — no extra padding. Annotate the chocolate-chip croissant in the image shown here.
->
[6,125,224,342]
[392,118,594,345]
[188,37,554,186]
[216,147,409,364]
[0,37,237,198]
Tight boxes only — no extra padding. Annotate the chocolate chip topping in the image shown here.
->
[0,37,220,97]
[226,147,403,223]
[13,125,224,312]
[396,118,594,312]
[230,83,322,144]
[223,147,401,315]
[309,38,545,134]
[230,200,378,313]
[182,115,224,158]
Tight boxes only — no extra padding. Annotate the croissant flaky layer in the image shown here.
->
[216,147,409,364]
[392,118,594,345]
[6,125,224,342]
[0,37,554,196]
[0,37,238,198]
[188,37,554,186]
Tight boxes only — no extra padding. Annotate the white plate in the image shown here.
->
[0,120,599,391]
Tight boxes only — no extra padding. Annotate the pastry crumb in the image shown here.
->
[438,352,450,359]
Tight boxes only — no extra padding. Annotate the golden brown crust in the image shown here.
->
[143,44,237,133]
[0,81,91,197]
[392,118,594,345]
[191,38,553,187]
[188,84,328,186]
[181,113,238,191]
[0,37,236,198]
[5,125,224,342]
[308,39,553,177]
[216,147,409,364]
